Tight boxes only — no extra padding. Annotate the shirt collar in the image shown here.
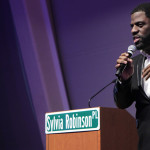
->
[140,50,150,59]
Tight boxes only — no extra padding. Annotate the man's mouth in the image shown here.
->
[133,36,141,44]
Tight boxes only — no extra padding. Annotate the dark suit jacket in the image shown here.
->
[114,54,150,150]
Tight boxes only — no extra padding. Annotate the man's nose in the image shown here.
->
[131,25,139,35]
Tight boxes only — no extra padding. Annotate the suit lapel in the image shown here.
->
[137,55,150,100]
[137,55,145,87]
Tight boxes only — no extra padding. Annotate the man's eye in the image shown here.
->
[137,23,144,27]
[130,24,133,28]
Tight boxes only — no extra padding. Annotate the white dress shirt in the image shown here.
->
[143,54,150,98]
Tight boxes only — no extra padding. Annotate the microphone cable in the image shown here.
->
[88,79,116,108]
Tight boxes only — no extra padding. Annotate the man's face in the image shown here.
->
[131,11,150,53]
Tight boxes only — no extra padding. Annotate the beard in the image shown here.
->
[135,34,150,52]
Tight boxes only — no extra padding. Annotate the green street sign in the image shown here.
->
[45,107,100,134]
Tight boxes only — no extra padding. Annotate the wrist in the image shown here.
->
[118,76,132,84]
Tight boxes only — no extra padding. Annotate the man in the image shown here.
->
[114,3,150,150]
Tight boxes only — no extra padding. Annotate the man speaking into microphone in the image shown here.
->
[114,3,150,150]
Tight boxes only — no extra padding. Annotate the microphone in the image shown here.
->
[88,79,116,108]
[115,45,136,77]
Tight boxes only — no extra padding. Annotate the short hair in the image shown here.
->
[131,3,150,18]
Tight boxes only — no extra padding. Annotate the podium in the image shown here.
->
[45,107,138,150]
